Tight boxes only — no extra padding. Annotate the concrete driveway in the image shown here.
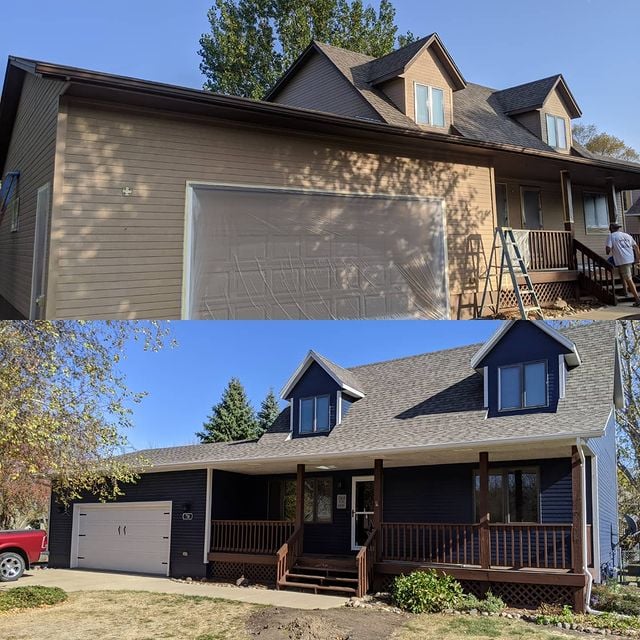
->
[0,568,348,610]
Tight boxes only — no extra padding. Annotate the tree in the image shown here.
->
[197,378,259,443]
[0,321,170,529]
[199,0,416,99]
[257,388,281,435]
[573,124,640,162]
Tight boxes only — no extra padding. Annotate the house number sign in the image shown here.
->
[336,494,347,509]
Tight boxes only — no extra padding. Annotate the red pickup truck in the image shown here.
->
[0,530,48,582]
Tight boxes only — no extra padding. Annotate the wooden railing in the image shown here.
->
[356,529,378,597]
[528,230,575,271]
[276,526,303,588]
[489,524,572,569]
[211,519,294,555]
[574,239,617,305]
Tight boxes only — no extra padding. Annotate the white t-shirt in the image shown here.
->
[607,231,637,267]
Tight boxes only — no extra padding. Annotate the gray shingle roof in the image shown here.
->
[365,35,434,83]
[312,351,365,396]
[128,323,617,469]
[494,75,562,114]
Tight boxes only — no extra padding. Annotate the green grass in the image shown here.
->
[0,586,67,613]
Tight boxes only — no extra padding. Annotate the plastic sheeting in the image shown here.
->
[186,184,448,320]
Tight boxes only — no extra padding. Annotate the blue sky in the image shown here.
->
[119,321,501,450]
[1,0,639,150]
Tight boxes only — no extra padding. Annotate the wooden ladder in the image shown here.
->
[479,228,544,320]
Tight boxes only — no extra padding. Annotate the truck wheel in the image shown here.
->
[0,552,25,582]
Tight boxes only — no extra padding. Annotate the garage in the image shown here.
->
[183,183,449,320]
[71,501,172,575]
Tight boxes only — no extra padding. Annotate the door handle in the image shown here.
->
[123,525,127,536]
[118,525,121,536]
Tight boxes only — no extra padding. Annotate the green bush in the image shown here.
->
[592,583,640,616]
[458,590,506,614]
[535,604,574,626]
[0,586,68,612]
[392,570,463,614]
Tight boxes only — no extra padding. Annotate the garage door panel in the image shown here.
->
[188,185,448,320]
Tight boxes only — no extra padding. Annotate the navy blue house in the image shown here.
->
[48,321,622,611]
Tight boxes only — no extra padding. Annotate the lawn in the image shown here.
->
[0,590,580,640]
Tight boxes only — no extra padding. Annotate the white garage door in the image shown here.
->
[184,184,448,320]
[73,502,171,575]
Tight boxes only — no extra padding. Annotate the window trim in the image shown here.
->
[520,186,543,229]
[498,360,549,412]
[583,191,610,233]
[545,113,568,150]
[299,395,331,433]
[414,82,446,128]
[473,466,541,524]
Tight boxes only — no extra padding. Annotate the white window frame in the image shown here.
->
[583,192,610,232]
[498,360,549,411]
[559,355,567,400]
[414,82,446,128]
[545,113,568,150]
[299,395,331,433]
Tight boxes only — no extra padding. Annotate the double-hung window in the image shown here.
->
[304,478,333,523]
[545,114,568,149]
[300,395,330,433]
[499,361,548,411]
[583,193,610,231]
[415,83,446,127]
[474,468,540,523]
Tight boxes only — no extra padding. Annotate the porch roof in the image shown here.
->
[127,323,617,473]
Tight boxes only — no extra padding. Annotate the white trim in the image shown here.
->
[351,475,374,551]
[203,468,213,564]
[29,183,51,319]
[336,391,342,426]
[181,182,194,319]
[559,354,567,400]
[483,366,489,408]
[591,455,602,583]
[413,81,446,128]
[70,501,172,576]
[289,399,294,432]
[470,321,581,370]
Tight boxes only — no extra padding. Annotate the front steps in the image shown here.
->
[278,555,359,597]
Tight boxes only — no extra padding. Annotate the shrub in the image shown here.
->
[392,570,463,614]
[0,586,68,612]
[535,603,574,626]
[591,583,640,616]
[458,591,506,614]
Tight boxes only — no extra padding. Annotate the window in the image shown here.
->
[269,479,297,521]
[474,468,540,523]
[546,114,568,149]
[300,395,330,433]
[584,193,610,231]
[304,478,333,523]
[9,196,19,233]
[415,83,446,127]
[499,361,548,411]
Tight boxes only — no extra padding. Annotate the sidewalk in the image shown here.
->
[571,304,640,321]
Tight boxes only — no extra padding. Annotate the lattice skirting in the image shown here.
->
[500,281,578,311]
[210,561,276,586]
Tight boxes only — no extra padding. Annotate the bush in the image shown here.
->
[0,586,68,612]
[592,583,640,616]
[458,590,506,614]
[392,570,463,614]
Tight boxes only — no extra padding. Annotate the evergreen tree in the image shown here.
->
[199,0,415,99]
[197,378,259,443]
[257,388,281,435]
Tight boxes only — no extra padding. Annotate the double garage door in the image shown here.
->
[73,502,171,575]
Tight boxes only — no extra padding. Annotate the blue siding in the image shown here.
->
[588,412,619,579]
[478,322,572,418]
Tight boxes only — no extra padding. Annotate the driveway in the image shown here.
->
[0,568,348,610]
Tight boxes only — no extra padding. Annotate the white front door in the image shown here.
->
[351,476,374,551]
[72,502,172,575]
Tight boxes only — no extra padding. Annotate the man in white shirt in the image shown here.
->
[606,223,640,306]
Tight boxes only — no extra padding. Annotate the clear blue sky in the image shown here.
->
[119,321,501,450]
[1,1,639,150]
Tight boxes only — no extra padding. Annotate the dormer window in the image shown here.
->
[300,395,330,433]
[545,114,568,149]
[499,361,548,411]
[415,83,445,127]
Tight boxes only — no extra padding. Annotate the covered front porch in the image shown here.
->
[205,445,593,610]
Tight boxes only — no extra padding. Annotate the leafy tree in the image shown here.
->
[257,388,281,435]
[199,0,416,99]
[573,124,640,162]
[197,378,259,443]
[0,321,170,529]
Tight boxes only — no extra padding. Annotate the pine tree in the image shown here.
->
[197,378,259,443]
[257,388,281,435]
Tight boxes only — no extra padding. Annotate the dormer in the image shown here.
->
[495,75,582,154]
[280,351,364,437]
[369,34,467,131]
[470,321,581,418]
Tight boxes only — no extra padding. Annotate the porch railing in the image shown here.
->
[489,524,572,569]
[276,526,303,587]
[211,519,294,555]
[528,230,575,271]
[574,240,617,305]
[356,528,378,597]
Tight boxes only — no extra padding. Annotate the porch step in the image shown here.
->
[287,572,359,585]
[278,580,357,596]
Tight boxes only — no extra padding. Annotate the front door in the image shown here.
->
[521,188,543,230]
[351,476,374,550]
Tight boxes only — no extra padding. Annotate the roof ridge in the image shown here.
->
[495,74,561,94]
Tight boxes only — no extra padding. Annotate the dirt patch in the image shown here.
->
[246,606,406,640]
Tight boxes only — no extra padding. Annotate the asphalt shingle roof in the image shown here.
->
[365,35,434,83]
[494,75,561,114]
[129,323,617,469]
[312,351,365,395]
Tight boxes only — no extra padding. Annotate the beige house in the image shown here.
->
[1,34,640,320]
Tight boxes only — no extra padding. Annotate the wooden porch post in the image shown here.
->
[571,446,586,613]
[560,170,575,233]
[374,459,383,561]
[296,464,305,547]
[606,178,619,224]
[479,452,491,569]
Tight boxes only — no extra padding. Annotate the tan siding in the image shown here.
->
[542,88,573,154]
[626,215,640,235]
[574,185,610,255]
[0,74,64,316]
[51,100,495,319]
[379,77,405,112]
[403,47,455,132]
[514,111,542,139]
[272,52,380,121]
[498,178,565,231]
